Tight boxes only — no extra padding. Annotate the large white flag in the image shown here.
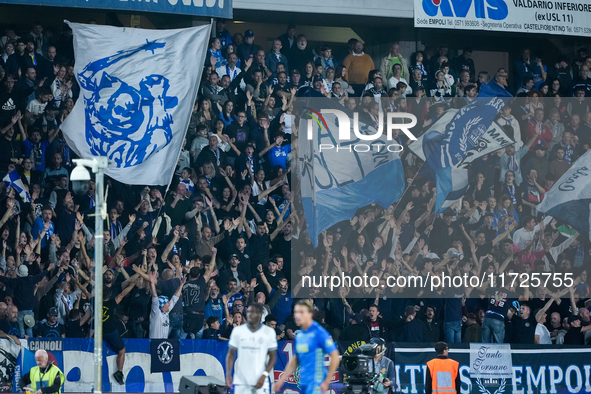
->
[61,21,210,185]
[537,150,591,241]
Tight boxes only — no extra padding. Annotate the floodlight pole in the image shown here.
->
[73,157,109,394]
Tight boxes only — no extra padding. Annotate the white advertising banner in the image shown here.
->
[414,0,591,37]
[469,343,513,379]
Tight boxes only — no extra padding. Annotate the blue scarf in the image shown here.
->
[226,65,237,80]
[110,220,122,239]
[505,184,517,205]
[562,142,572,164]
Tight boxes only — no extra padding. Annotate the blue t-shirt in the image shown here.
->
[268,145,291,170]
[269,289,292,325]
[23,139,51,171]
[205,298,224,321]
[32,217,55,249]
[295,321,337,388]
[222,292,243,311]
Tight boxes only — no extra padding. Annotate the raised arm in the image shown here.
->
[270,214,293,241]
[257,264,273,294]
[115,279,136,304]
[257,179,286,201]
[148,271,158,297]
[47,125,61,144]
[206,197,221,234]
[161,229,180,264]
[491,222,517,245]
[0,112,21,135]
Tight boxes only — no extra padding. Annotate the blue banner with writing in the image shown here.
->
[0,0,231,18]
[14,339,591,393]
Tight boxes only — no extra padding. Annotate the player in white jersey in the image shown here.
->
[226,303,277,394]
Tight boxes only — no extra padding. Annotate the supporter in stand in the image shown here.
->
[0,23,588,361]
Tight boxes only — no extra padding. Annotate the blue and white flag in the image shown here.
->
[423,96,508,174]
[298,100,405,247]
[537,150,591,241]
[435,167,469,214]
[3,170,30,202]
[408,110,513,168]
[61,21,210,185]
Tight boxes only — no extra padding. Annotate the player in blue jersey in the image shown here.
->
[273,300,340,394]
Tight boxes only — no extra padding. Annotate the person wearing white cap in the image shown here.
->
[0,262,54,338]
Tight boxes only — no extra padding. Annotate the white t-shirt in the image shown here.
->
[387,76,410,91]
[513,216,553,250]
[26,99,47,116]
[149,295,179,339]
[535,323,552,344]
[252,181,270,205]
[228,324,278,387]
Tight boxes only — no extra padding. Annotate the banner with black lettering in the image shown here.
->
[150,339,180,373]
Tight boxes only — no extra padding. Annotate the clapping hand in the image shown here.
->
[11,111,22,125]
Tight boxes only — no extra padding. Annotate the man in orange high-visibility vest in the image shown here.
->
[425,342,460,394]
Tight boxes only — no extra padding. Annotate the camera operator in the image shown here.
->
[368,338,396,393]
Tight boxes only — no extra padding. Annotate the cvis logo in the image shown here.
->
[422,0,508,20]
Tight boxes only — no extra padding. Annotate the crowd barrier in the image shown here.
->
[9,339,591,393]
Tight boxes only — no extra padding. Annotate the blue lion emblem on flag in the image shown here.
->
[77,40,178,168]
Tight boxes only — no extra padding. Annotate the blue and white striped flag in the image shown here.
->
[61,21,210,185]
[537,150,591,241]
[435,167,469,214]
[3,170,30,202]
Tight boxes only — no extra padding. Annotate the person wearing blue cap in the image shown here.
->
[148,271,185,339]
[237,29,260,65]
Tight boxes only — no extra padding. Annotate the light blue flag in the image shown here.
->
[61,22,210,185]
[3,170,30,202]
[298,101,405,247]
[537,150,591,241]
[435,167,469,214]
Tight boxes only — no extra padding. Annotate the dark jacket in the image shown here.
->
[462,322,482,343]
[217,268,246,292]
[423,318,441,343]
[195,147,228,170]
[403,318,429,342]
[339,322,372,342]
[0,271,49,310]
[287,47,314,74]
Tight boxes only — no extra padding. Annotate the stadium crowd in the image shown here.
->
[0,19,590,383]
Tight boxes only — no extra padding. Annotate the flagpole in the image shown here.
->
[93,162,105,394]
[71,157,109,394]
[391,160,426,213]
